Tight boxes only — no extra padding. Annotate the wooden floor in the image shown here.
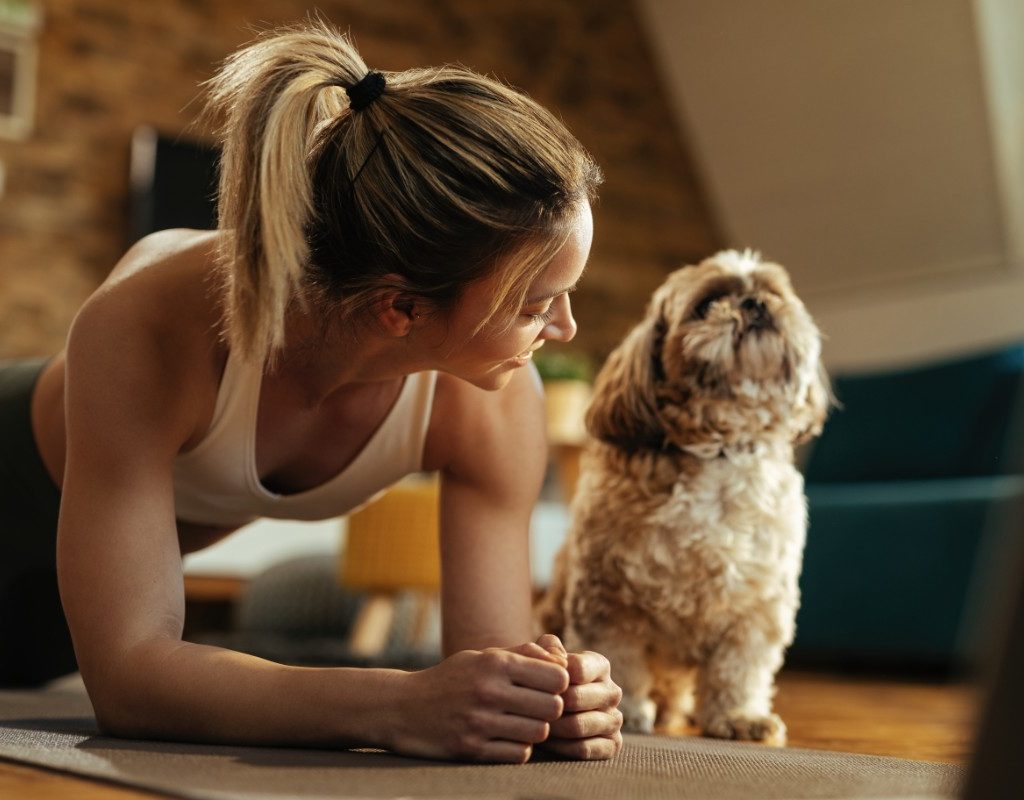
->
[775,669,978,764]
[0,669,979,799]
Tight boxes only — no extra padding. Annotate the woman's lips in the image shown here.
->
[508,345,543,367]
[508,351,534,367]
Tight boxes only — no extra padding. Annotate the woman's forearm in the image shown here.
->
[91,637,409,749]
[441,590,536,657]
[442,623,535,658]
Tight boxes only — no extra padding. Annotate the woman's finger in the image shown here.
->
[565,651,611,685]
[470,711,551,745]
[475,739,535,764]
[561,680,619,713]
[508,641,566,665]
[549,708,622,740]
[504,653,570,694]
[538,732,623,761]
[535,633,568,660]
[499,684,564,721]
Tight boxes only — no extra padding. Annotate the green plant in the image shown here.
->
[533,350,595,383]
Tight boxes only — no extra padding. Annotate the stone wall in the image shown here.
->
[0,0,718,362]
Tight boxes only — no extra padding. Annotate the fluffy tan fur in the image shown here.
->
[537,250,830,744]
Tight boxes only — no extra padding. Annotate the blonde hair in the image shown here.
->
[202,20,602,365]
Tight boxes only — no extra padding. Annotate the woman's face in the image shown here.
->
[429,201,593,391]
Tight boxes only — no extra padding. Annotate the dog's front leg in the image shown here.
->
[650,662,698,732]
[695,626,787,745]
[564,622,656,734]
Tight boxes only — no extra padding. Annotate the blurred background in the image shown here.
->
[1,0,1021,708]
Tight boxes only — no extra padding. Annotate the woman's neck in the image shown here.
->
[268,309,427,410]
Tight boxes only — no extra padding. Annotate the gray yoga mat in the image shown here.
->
[0,687,963,800]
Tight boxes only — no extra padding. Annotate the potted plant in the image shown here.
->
[534,351,596,500]
[533,350,595,445]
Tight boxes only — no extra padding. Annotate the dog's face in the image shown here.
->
[587,250,830,453]
[658,251,821,396]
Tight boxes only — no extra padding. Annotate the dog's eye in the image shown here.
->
[692,294,724,320]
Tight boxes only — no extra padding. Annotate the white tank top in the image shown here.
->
[172,347,438,527]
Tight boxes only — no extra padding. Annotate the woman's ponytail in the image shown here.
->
[202,23,370,364]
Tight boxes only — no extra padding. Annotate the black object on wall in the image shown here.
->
[129,126,219,243]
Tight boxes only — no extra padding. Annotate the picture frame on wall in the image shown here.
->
[0,1,42,140]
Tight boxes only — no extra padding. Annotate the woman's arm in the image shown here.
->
[58,295,567,762]
[57,293,410,748]
[435,365,623,760]
[436,365,548,655]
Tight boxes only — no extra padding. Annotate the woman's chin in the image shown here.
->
[455,362,521,392]
[479,369,518,391]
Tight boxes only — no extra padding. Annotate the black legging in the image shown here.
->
[0,357,78,687]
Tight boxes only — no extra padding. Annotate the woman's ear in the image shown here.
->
[372,276,421,337]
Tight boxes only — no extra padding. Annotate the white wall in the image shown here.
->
[637,0,1024,373]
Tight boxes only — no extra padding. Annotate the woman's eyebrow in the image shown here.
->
[526,281,580,304]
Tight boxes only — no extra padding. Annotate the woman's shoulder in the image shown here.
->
[82,228,225,350]
[422,366,547,474]
[98,228,223,319]
[66,229,228,446]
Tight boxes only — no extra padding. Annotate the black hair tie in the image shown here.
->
[346,71,386,111]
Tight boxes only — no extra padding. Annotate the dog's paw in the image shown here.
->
[701,712,787,746]
[619,696,657,735]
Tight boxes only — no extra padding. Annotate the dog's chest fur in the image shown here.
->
[570,443,807,661]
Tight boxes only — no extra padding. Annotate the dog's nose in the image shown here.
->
[740,297,770,327]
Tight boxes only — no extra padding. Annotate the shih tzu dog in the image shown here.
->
[536,250,830,744]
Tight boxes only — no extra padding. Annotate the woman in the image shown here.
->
[0,23,623,762]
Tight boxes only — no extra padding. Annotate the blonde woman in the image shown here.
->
[0,23,623,762]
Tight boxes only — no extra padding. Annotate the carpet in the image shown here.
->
[0,688,963,800]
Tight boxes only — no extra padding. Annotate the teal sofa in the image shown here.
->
[792,342,1024,669]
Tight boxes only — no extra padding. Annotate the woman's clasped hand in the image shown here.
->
[388,634,623,763]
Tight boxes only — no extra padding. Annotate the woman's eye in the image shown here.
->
[524,307,555,323]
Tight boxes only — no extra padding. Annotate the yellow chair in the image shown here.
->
[340,473,441,656]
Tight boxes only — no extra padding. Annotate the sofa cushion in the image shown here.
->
[804,343,1024,482]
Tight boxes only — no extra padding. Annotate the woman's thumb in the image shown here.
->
[536,633,568,659]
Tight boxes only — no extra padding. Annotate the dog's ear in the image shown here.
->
[793,361,834,445]
[585,299,666,450]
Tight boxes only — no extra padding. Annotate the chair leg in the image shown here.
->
[409,592,438,649]
[349,594,396,656]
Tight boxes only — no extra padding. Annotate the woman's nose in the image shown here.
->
[544,294,577,343]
